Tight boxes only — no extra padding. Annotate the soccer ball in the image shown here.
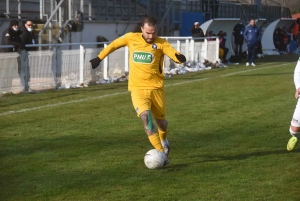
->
[144,149,166,169]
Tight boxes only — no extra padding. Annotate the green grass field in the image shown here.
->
[1,55,300,201]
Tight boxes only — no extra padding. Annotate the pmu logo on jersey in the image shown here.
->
[152,44,157,50]
[132,51,154,64]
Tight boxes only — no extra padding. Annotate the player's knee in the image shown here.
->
[289,126,300,137]
[156,119,168,131]
[140,111,157,136]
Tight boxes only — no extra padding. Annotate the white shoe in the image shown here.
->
[161,139,170,156]
[251,62,256,66]
[246,62,249,66]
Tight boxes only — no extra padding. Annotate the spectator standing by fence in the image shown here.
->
[233,19,245,57]
[0,20,24,52]
[244,19,260,66]
[20,20,37,51]
[191,21,204,40]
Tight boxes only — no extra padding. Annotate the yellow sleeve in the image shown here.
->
[98,33,130,60]
[161,40,182,64]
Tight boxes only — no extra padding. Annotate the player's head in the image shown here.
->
[250,19,255,27]
[141,16,157,43]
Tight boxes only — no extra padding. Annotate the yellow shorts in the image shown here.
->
[131,89,166,120]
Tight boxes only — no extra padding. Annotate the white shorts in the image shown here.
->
[291,98,300,127]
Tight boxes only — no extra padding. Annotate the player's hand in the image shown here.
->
[295,88,300,99]
[175,54,186,63]
[90,57,102,69]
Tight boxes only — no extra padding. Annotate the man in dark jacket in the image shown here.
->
[1,19,24,52]
[244,19,260,66]
[191,21,204,41]
[233,19,245,57]
[20,20,37,51]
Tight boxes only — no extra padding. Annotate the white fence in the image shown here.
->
[0,37,219,94]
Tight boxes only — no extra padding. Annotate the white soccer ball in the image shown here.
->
[144,149,166,169]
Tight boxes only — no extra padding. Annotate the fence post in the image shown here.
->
[176,40,180,52]
[190,39,194,61]
[79,44,84,84]
[125,46,129,72]
[18,0,21,19]
[103,43,108,79]
[216,38,219,62]
[52,46,57,88]
[185,39,189,61]
[203,38,208,62]
[20,50,27,92]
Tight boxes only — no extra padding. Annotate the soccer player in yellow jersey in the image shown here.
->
[90,16,186,165]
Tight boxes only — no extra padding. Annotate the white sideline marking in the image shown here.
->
[0,62,293,116]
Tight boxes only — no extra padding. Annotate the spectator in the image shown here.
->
[218,32,228,62]
[244,19,260,66]
[291,21,299,41]
[20,20,37,51]
[273,28,281,51]
[191,21,204,40]
[233,19,245,57]
[281,30,289,54]
[206,31,215,41]
[0,20,24,52]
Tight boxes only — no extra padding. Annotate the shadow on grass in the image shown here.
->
[201,149,300,162]
[164,149,300,170]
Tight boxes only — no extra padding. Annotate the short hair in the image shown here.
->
[23,19,33,25]
[141,16,157,27]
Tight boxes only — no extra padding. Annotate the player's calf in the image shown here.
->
[140,111,164,152]
[155,119,170,155]
[140,110,157,136]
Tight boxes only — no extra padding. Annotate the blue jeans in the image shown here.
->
[246,44,256,63]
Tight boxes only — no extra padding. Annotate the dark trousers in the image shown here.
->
[234,43,243,57]
[246,44,256,63]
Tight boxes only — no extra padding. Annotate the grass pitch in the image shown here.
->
[1,55,300,201]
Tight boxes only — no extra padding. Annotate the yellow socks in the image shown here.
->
[148,133,164,152]
[159,129,168,141]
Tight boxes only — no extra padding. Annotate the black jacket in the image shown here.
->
[233,23,245,44]
[191,26,205,39]
[19,25,37,51]
[1,27,23,52]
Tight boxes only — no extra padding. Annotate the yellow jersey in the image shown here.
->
[98,32,182,90]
